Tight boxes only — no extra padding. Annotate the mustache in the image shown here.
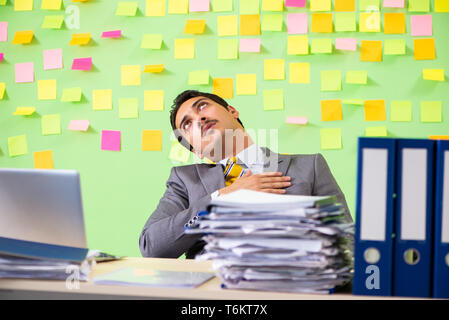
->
[201,120,217,136]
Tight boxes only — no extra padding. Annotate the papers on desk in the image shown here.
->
[185,189,354,294]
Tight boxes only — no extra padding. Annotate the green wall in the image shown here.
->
[0,0,448,257]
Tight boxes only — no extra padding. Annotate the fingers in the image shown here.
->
[259,176,291,183]
[264,189,287,194]
[261,181,291,189]
[257,171,283,177]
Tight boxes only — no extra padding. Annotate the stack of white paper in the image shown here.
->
[185,189,354,294]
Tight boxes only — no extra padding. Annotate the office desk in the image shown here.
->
[0,257,414,300]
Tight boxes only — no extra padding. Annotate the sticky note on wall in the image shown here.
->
[321,100,343,121]
[320,128,342,150]
[411,15,432,37]
[93,89,112,110]
[0,22,7,42]
[310,0,331,11]
[212,0,233,12]
[101,130,121,151]
[384,39,406,55]
[360,40,382,62]
[13,107,36,116]
[116,1,138,16]
[311,38,332,53]
[239,38,261,52]
[236,74,257,95]
[119,98,139,119]
[335,38,357,51]
[15,62,34,83]
[68,120,90,131]
[38,79,57,100]
[321,70,341,91]
[364,100,386,121]
[383,13,406,34]
[42,114,61,135]
[61,87,82,102]
[213,78,233,99]
[289,62,310,83]
[174,38,195,59]
[423,69,445,81]
[240,0,260,14]
[34,150,54,169]
[218,39,239,59]
[286,116,308,124]
[311,13,333,33]
[8,135,28,157]
[72,58,92,71]
[15,0,33,11]
[142,130,162,151]
[240,14,261,35]
[435,0,449,12]
[421,101,442,122]
[121,65,141,86]
[285,0,306,7]
[146,0,166,16]
[414,38,436,60]
[365,126,387,137]
[0,82,5,99]
[141,34,163,49]
[391,100,412,122]
[69,33,91,45]
[218,15,238,36]
[359,12,380,32]
[144,90,164,111]
[287,35,309,55]
[188,70,209,85]
[264,59,285,80]
[184,19,206,34]
[168,0,188,14]
[287,13,307,34]
[43,49,63,70]
[335,0,355,11]
[41,0,62,10]
[12,30,34,44]
[262,0,284,11]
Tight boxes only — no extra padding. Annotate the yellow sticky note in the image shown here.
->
[391,100,412,122]
[8,135,28,157]
[0,82,5,99]
[310,0,331,11]
[236,74,257,95]
[188,70,209,85]
[141,34,163,49]
[240,14,261,35]
[69,33,91,45]
[435,0,449,12]
[264,59,285,80]
[144,90,164,111]
[345,71,367,84]
[143,64,164,73]
[311,38,332,53]
[218,39,239,59]
[38,79,57,100]
[116,2,138,16]
[414,38,436,60]
[423,69,445,81]
[146,0,166,16]
[287,35,309,55]
[364,100,386,121]
[409,0,429,12]
[360,40,382,62]
[335,0,355,11]
[168,0,188,14]
[42,15,64,29]
[169,140,190,163]
[289,62,310,84]
[13,107,36,116]
[41,0,62,10]
[121,65,141,86]
[384,39,406,55]
[61,87,82,102]
[359,12,380,32]
[321,70,341,91]
[142,130,162,151]
[320,128,342,150]
[15,0,32,11]
[365,126,387,137]
[34,150,54,169]
[93,89,112,110]
[184,19,206,34]
[217,15,238,36]
[119,98,139,119]
[12,30,34,44]
[174,38,195,59]
[262,0,283,11]
[311,13,333,33]
[421,101,442,122]
[383,13,406,34]
[321,100,343,121]
[213,78,233,99]
[42,114,61,135]
[263,89,284,110]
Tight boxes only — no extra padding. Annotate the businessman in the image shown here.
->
[139,90,353,259]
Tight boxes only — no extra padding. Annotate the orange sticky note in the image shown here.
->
[429,135,449,140]
[12,30,34,44]
[184,19,206,34]
[143,64,164,73]
[414,38,436,60]
[321,100,343,121]
[34,150,54,169]
[360,40,382,62]
[69,33,91,45]
[311,13,333,33]
[384,13,405,34]
[334,0,355,11]
[364,100,386,121]
[213,78,233,99]
[142,130,162,151]
[240,14,261,35]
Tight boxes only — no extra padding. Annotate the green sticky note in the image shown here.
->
[141,34,163,49]
[359,0,379,11]
[366,126,388,137]
[421,101,442,122]
[61,87,82,102]
[391,100,412,122]
[335,12,356,32]
[0,0,7,5]
[212,0,233,12]
[218,39,238,59]
[8,135,28,157]
[321,70,341,91]
[119,98,139,119]
[261,14,283,31]
[169,140,191,163]
[263,89,284,110]
[345,71,367,84]
[116,1,138,16]
[409,0,430,12]
[42,15,64,29]
[311,38,332,54]
[240,0,259,14]
[42,114,61,135]
[188,70,209,85]
[343,99,364,105]
[320,128,342,150]
[384,39,406,55]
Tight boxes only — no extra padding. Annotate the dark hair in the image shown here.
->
[170,90,244,152]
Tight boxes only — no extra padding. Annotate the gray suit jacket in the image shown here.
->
[139,147,353,259]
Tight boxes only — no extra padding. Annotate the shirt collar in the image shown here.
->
[218,143,266,167]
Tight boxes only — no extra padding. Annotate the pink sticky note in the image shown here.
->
[43,48,63,70]
[286,116,308,125]
[383,0,404,8]
[15,62,34,83]
[72,57,92,71]
[0,53,3,62]
[287,13,308,34]
[411,15,432,37]
[101,130,121,151]
[0,22,7,42]
[101,30,122,38]
[239,38,261,52]
[68,120,90,131]
[285,0,306,7]
[189,0,209,12]
[335,38,357,51]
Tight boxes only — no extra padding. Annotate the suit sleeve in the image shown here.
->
[139,166,212,258]
[312,153,353,223]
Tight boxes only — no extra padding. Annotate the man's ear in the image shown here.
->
[227,105,239,120]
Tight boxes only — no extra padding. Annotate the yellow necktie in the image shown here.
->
[223,156,244,186]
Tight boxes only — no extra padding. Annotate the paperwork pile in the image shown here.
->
[185,189,354,294]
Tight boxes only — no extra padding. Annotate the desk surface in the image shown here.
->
[0,257,415,300]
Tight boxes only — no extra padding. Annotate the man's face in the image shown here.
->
[175,96,241,160]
